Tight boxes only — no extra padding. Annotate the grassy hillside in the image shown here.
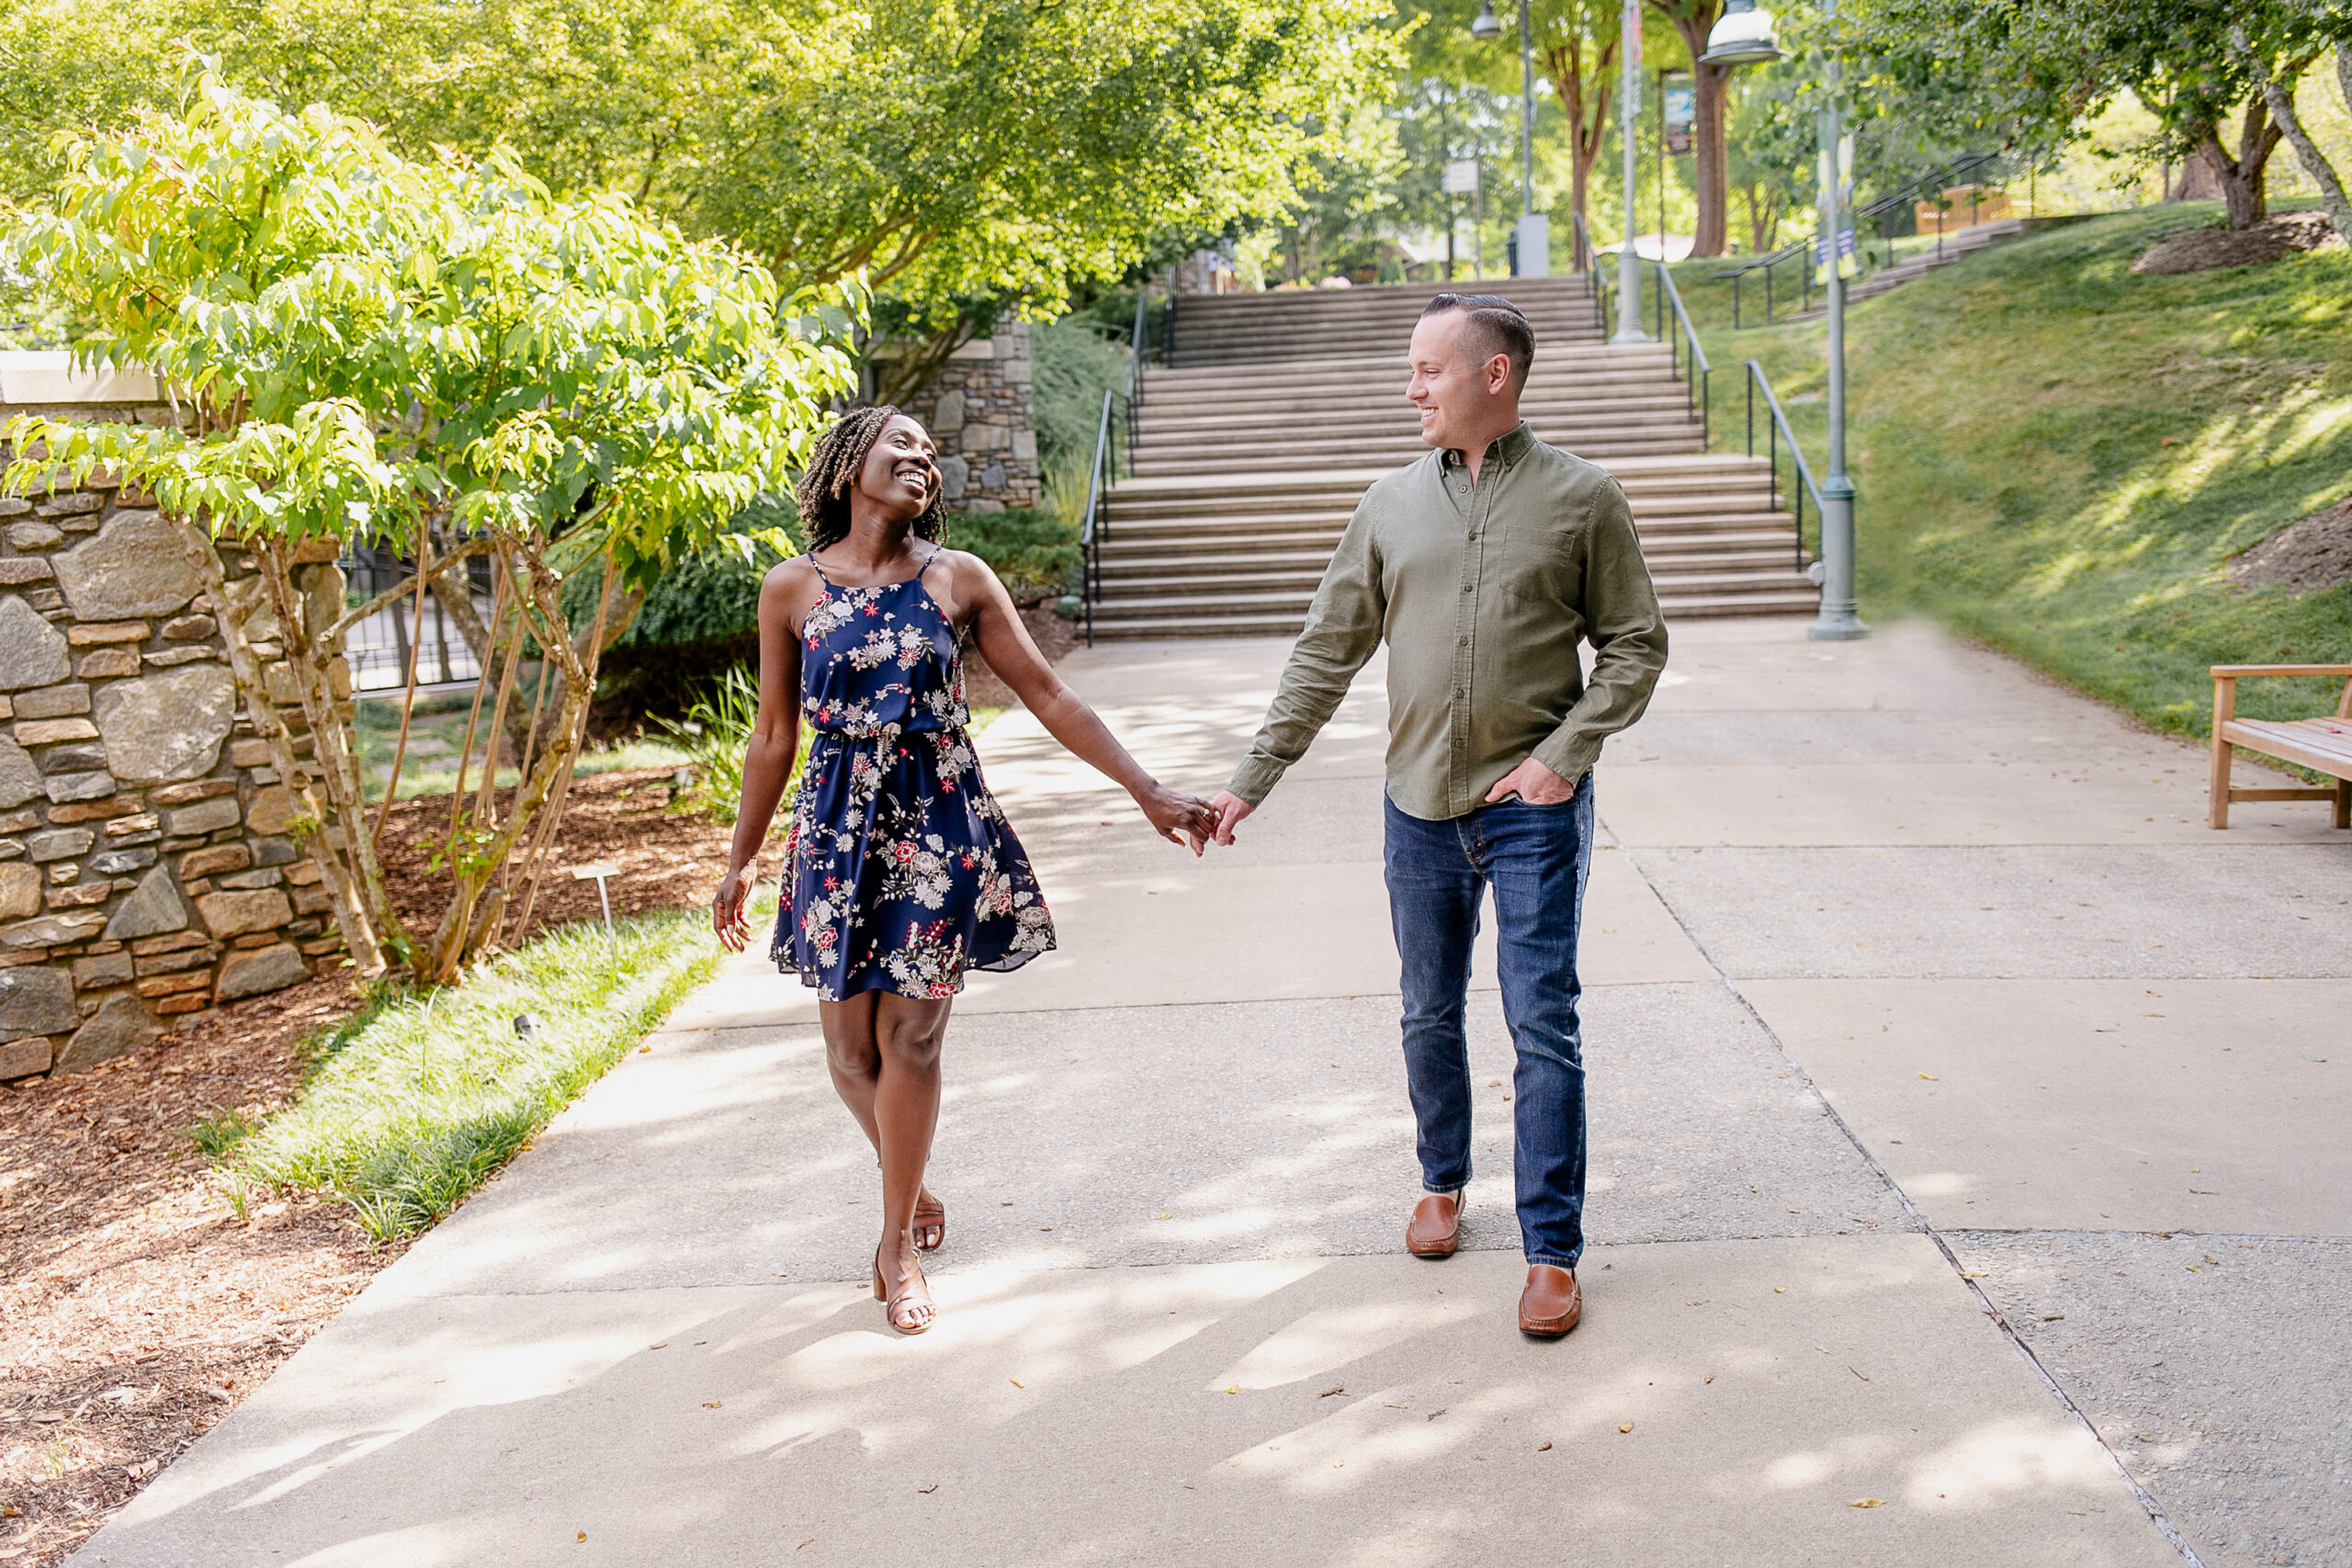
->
[1649,206,2352,736]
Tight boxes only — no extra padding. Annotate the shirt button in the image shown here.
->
[1457,636,1470,648]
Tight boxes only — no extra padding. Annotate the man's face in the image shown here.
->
[1406,310,1505,451]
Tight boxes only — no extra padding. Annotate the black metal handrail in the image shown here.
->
[1713,149,2006,326]
[1656,262,1710,448]
[1077,275,1162,646]
[1078,387,1114,648]
[1743,359,1826,572]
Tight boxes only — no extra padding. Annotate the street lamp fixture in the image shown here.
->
[1705,0,1864,639]
[1468,0,1548,275]
[1700,0,1781,67]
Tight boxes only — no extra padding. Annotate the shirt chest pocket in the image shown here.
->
[1491,525,1581,607]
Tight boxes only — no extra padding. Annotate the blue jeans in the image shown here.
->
[1383,782,1594,1269]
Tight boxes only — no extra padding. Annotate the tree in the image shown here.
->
[1852,0,2352,231]
[1535,0,1626,262]
[3,74,857,981]
[4,0,1401,369]
[1645,2,1732,254]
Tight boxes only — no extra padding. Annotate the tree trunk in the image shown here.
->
[2195,94,2285,231]
[430,552,644,754]
[1541,34,1615,271]
[171,520,397,977]
[1656,4,1731,257]
[2234,33,2347,238]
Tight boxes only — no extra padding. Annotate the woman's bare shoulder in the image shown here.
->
[763,555,819,595]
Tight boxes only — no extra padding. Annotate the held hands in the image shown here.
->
[712,864,755,953]
[1206,789,1252,846]
[1136,781,1220,855]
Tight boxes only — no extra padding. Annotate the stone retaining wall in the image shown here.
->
[899,323,1040,513]
[0,355,341,1079]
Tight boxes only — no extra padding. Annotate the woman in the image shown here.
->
[714,406,1216,1336]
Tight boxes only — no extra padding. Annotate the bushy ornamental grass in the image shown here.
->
[219,913,718,1240]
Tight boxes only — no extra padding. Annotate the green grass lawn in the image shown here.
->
[1636,204,2352,737]
[212,910,722,1239]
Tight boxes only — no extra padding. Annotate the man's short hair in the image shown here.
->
[1421,293,1534,390]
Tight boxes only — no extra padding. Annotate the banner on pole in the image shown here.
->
[1662,75,1695,155]
[1442,159,1480,195]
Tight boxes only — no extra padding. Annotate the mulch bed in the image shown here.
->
[2131,209,2341,276]
[0,783,738,1566]
[0,616,1079,1563]
[2228,498,2352,598]
[0,974,381,1567]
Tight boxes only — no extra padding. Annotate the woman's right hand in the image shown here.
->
[1134,782,1218,855]
[713,864,754,952]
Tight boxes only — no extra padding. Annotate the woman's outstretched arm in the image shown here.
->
[715,563,808,949]
[959,556,1216,852]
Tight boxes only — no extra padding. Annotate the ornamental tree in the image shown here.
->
[3,74,857,982]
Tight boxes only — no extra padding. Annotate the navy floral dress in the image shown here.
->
[772,550,1055,999]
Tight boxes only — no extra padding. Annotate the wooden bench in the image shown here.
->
[2209,663,2352,829]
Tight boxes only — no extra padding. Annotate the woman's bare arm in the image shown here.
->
[715,562,809,948]
[958,555,1214,851]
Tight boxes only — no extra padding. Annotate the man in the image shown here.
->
[1207,293,1667,1337]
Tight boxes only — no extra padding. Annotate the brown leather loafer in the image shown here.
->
[1405,1190,1463,1258]
[1518,1265,1582,1337]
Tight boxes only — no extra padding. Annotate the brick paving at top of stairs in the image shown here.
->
[1091,271,1819,639]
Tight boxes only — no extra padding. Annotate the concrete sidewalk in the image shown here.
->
[77,620,2351,1567]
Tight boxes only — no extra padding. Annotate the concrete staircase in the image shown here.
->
[1790,218,2023,319]
[1091,272,1817,640]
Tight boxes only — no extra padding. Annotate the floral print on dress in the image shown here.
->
[773,558,1056,1000]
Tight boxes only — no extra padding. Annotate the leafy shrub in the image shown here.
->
[946,506,1081,597]
[1030,316,1130,476]
[653,664,784,822]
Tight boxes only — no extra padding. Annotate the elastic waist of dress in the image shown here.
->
[804,726,958,744]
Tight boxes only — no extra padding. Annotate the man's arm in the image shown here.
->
[1213,499,1386,837]
[1525,478,1667,788]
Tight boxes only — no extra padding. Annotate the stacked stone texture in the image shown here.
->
[900,321,1041,514]
[0,455,343,1080]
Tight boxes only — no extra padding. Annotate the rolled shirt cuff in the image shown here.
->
[1226,756,1286,808]
[1531,732,1600,791]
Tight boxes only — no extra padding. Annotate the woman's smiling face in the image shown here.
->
[857,413,939,519]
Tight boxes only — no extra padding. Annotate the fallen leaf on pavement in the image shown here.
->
[1319,1385,1345,1397]
[1012,1379,1027,1389]
[1618,1423,1633,1434]
[703,1400,722,1408]
[1536,1440,1552,1451]
[919,1483,938,1495]
[1851,1498,1884,1508]
[1917,1072,1938,1080]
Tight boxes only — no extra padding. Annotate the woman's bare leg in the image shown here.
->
[872,992,953,1329]
[819,993,944,1249]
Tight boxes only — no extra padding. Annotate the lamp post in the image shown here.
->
[1702,0,1866,639]
[1471,0,1548,276]
[1610,0,1648,341]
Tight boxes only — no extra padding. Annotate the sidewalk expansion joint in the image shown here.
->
[1613,840,2215,1568]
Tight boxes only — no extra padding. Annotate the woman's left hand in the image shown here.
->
[1135,783,1218,855]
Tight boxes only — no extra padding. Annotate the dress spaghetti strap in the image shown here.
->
[806,552,836,586]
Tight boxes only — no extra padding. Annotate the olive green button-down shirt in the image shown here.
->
[1227,423,1668,821]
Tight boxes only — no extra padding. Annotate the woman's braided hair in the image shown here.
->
[795,405,946,553]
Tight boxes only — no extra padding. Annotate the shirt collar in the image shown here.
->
[1441,421,1533,472]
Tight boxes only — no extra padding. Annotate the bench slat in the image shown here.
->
[2223,718,2352,779]
[2210,664,2352,679]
